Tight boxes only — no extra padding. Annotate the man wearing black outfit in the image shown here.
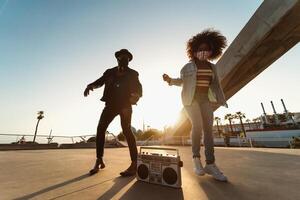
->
[84,49,142,177]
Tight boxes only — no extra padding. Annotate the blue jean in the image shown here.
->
[184,90,215,164]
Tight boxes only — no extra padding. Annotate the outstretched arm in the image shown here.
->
[169,77,183,86]
[163,74,183,87]
[84,70,108,97]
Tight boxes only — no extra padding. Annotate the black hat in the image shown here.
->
[115,49,133,61]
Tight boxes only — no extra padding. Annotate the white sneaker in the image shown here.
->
[192,157,205,176]
[204,163,228,182]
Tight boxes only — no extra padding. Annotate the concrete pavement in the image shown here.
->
[1,147,300,200]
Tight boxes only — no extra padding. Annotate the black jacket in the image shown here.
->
[89,67,143,105]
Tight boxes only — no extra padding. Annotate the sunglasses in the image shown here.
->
[117,54,130,60]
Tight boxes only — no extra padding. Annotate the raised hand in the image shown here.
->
[162,73,171,83]
[84,85,94,97]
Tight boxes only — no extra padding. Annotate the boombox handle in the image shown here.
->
[139,147,179,156]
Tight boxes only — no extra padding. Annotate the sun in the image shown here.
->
[133,79,183,131]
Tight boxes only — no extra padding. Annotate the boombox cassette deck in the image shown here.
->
[136,147,183,188]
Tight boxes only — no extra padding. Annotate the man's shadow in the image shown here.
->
[15,173,91,200]
[97,176,135,200]
[118,181,184,200]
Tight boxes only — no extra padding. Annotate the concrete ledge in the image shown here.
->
[0,143,59,151]
[58,142,126,149]
[219,0,300,99]
[59,143,96,149]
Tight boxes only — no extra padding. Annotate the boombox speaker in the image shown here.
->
[136,147,183,188]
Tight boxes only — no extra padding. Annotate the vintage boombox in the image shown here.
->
[136,147,183,188]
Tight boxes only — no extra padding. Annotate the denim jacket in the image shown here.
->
[169,61,227,107]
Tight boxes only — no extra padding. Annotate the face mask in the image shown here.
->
[196,51,211,60]
[117,57,129,69]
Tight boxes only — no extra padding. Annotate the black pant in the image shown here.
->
[96,105,137,162]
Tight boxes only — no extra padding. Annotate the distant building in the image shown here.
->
[213,122,261,137]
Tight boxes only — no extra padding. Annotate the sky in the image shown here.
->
[0,0,299,138]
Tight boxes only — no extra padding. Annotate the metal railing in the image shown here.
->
[1,133,296,148]
[0,132,115,145]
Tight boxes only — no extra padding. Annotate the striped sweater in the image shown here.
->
[196,65,213,93]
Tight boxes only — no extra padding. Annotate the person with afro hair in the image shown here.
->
[163,29,228,182]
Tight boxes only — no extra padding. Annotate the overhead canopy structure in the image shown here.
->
[174,0,300,135]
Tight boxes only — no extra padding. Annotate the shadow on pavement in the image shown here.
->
[97,176,135,200]
[119,181,184,200]
[198,177,251,200]
[14,173,91,200]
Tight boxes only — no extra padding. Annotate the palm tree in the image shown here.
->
[224,114,234,136]
[245,119,251,130]
[214,117,221,137]
[33,111,44,143]
[234,111,246,137]
[252,117,261,129]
